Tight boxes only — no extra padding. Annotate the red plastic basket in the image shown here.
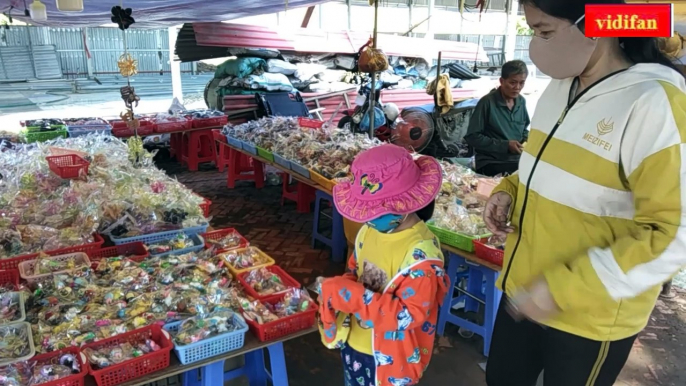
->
[46,154,90,179]
[472,239,504,267]
[0,269,20,289]
[111,119,155,138]
[201,228,249,254]
[192,115,228,129]
[237,265,302,301]
[242,292,317,342]
[84,324,172,386]
[87,242,149,263]
[0,234,104,271]
[31,347,89,386]
[199,196,212,218]
[212,129,227,143]
[298,117,323,129]
[154,118,190,133]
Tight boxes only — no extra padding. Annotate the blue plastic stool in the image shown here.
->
[181,341,289,386]
[437,251,502,357]
[311,190,346,263]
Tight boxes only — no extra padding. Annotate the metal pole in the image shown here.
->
[368,0,380,139]
[168,26,183,103]
[346,0,352,30]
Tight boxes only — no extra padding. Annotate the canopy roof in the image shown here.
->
[0,0,325,28]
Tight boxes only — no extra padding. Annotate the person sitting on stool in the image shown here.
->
[465,60,530,176]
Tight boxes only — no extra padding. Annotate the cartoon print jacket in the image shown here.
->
[319,239,449,386]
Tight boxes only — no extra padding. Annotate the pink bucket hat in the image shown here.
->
[333,144,442,223]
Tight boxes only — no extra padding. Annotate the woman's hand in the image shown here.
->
[507,278,560,323]
[484,191,515,237]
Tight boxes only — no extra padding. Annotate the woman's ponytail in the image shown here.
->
[618,37,684,77]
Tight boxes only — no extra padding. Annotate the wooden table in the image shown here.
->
[441,244,503,272]
[85,328,317,386]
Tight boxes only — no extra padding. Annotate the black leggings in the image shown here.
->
[486,298,636,386]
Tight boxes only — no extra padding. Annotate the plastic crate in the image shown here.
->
[237,265,301,301]
[148,234,204,258]
[68,127,113,138]
[212,129,227,143]
[163,313,248,365]
[191,115,228,129]
[30,347,89,386]
[0,234,104,271]
[84,324,172,386]
[273,154,292,170]
[310,170,336,191]
[242,292,317,342]
[0,292,26,326]
[298,117,324,129]
[198,196,212,218]
[290,162,310,179]
[154,119,190,133]
[87,242,149,263]
[0,269,20,290]
[111,119,155,137]
[0,322,35,365]
[241,141,257,155]
[256,146,274,162]
[201,228,249,254]
[46,154,90,179]
[426,223,490,253]
[109,224,208,246]
[225,136,243,149]
[472,239,504,267]
[219,247,275,277]
[18,252,91,287]
[23,128,68,143]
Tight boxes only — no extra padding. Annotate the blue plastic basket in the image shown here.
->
[110,224,209,246]
[164,313,248,365]
[148,234,204,258]
[241,141,257,155]
[226,135,243,149]
[68,127,113,137]
[273,154,292,170]
[291,161,311,179]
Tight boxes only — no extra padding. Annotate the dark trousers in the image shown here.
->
[486,299,636,386]
[476,162,519,177]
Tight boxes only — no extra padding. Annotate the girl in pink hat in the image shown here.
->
[318,144,450,386]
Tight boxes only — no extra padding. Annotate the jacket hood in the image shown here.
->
[574,63,686,102]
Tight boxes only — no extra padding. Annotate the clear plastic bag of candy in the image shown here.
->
[244,268,288,296]
[219,248,268,270]
[173,310,241,345]
[0,293,21,324]
[0,324,31,361]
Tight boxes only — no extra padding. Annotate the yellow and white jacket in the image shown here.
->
[494,63,686,341]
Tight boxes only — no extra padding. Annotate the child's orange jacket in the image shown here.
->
[319,247,449,386]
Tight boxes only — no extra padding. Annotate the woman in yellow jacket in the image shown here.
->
[483,0,686,385]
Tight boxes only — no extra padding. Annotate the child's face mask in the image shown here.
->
[367,213,405,233]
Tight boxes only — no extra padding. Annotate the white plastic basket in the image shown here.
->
[0,292,26,326]
[0,322,35,365]
[18,252,91,287]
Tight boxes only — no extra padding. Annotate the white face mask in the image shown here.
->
[529,15,598,79]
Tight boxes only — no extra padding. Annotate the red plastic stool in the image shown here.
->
[280,172,315,213]
[227,149,264,189]
[169,133,183,160]
[182,130,216,171]
[213,132,231,173]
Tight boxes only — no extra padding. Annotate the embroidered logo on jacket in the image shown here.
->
[596,118,614,135]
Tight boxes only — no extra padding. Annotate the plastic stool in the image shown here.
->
[169,133,182,160]
[437,251,502,357]
[280,173,315,213]
[227,149,264,189]
[311,190,346,262]
[213,132,231,173]
[182,130,217,171]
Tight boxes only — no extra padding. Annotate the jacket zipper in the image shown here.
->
[499,69,631,292]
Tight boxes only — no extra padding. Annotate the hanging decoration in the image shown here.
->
[111,4,147,166]
[29,0,47,22]
[56,0,84,12]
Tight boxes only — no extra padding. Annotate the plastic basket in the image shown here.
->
[290,162,310,179]
[154,119,190,133]
[46,154,90,179]
[242,292,317,341]
[192,115,228,129]
[148,234,204,258]
[310,170,336,191]
[30,347,89,386]
[68,127,113,138]
[225,136,243,149]
[48,146,89,158]
[256,146,274,162]
[163,313,248,365]
[198,196,212,218]
[23,128,68,143]
[426,223,490,253]
[0,269,20,290]
[298,117,324,129]
[109,224,209,246]
[237,265,301,301]
[212,129,227,143]
[472,239,504,267]
[0,234,104,271]
[273,154,292,170]
[201,228,249,254]
[0,292,26,326]
[111,119,155,137]
[241,141,257,155]
[87,242,149,263]
[18,252,91,287]
[219,247,275,277]
[84,324,172,386]
[0,322,35,365]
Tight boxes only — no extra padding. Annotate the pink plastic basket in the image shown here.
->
[237,265,302,301]
[18,252,91,287]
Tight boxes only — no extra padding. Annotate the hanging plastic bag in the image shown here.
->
[357,38,388,73]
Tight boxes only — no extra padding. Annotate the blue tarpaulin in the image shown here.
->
[0,0,327,28]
